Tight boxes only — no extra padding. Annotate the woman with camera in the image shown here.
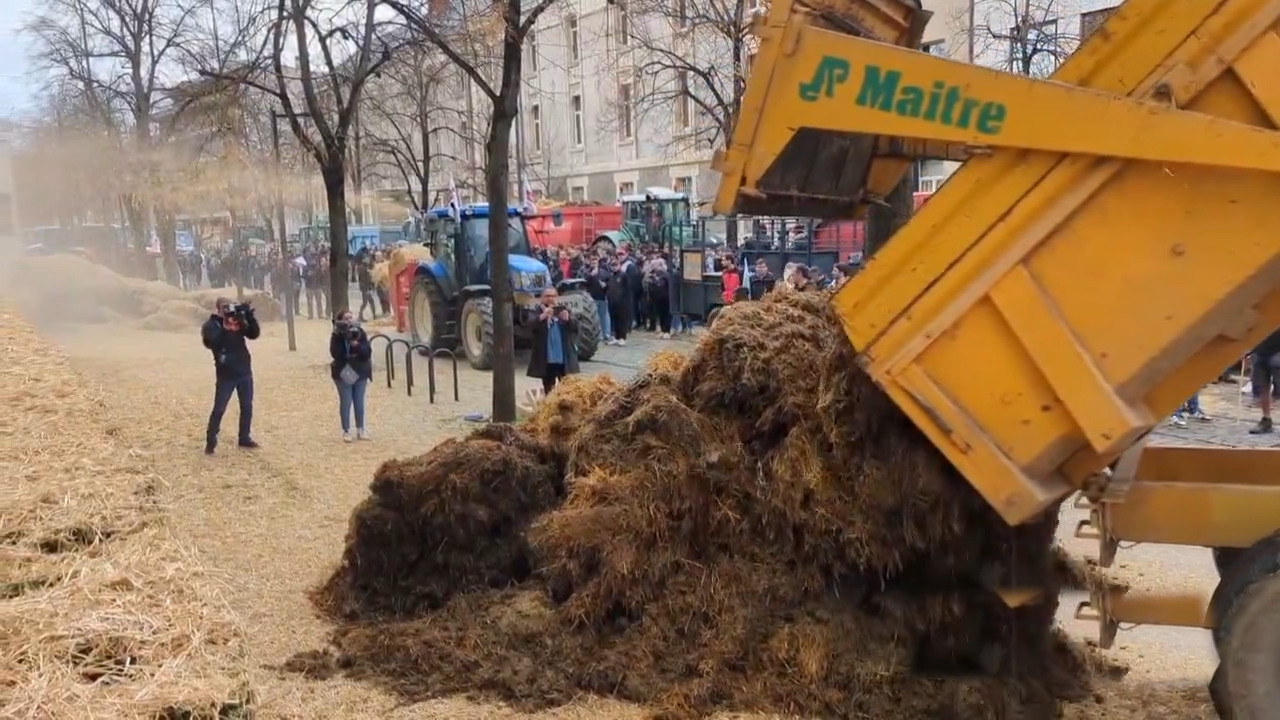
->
[330,310,373,442]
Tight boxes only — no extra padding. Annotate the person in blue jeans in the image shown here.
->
[586,256,614,343]
[329,310,374,442]
[1169,390,1212,428]
[202,297,261,454]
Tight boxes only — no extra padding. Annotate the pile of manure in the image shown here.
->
[310,288,1096,720]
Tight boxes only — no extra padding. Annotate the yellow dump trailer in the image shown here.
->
[715,0,1280,714]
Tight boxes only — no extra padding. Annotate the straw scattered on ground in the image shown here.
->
[0,303,250,717]
[9,253,282,330]
[309,288,1116,719]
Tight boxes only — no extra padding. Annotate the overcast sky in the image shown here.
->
[0,0,36,116]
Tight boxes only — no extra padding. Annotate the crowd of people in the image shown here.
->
[531,242,863,344]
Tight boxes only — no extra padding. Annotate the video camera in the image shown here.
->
[223,302,253,320]
[334,319,361,340]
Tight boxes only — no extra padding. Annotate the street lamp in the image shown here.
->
[270,110,309,352]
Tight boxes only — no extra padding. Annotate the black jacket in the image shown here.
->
[330,326,374,382]
[357,263,375,292]
[527,311,579,378]
[201,312,261,380]
[587,266,611,301]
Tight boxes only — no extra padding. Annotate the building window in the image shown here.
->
[570,185,586,202]
[571,95,584,146]
[675,70,691,128]
[672,175,694,195]
[917,176,944,193]
[922,39,946,56]
[530,103,542,153]
[618,82,634,140]
[528,30,539,72]
[618,181,636,197]
[567,15,580,63]
[1080,7,1118,42]
[615,1,630,45]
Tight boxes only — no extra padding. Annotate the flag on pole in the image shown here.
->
[741,255,752,293]
[447,176,461,221]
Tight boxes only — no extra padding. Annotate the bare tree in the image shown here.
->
[360,44,474,211]
[198,0,393,311]
[965,0,1083,77]
[385,0,560,423]
[26,0,203,281]
[610,0,759,155]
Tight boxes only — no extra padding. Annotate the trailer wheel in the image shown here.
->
[1207,531,1280,718]
[1213,547,1246,578]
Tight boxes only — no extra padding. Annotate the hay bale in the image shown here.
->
[386,245,433,284]
[523,374,623,456]
[314,424,563,619]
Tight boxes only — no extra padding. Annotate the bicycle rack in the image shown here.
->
[384,338,411,388]
[428,348,460,403]
[406,344,461,403]
[369,333,391,387]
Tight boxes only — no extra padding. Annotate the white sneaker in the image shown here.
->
[343,432,355,443]
[660,332,671,339]
[617,339,626,346]
[1168,415,1188,428]
[357,429,371,440]
[605,339,617,346]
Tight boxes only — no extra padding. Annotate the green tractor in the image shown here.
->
[591,187,700,252]
[407,204,602,370]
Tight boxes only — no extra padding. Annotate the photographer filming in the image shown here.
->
[526,287,579,395]
[329,311,373,442]
[201,297,261,454]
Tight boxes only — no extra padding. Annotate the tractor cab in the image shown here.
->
[619,188,693,249]
[420,204,548,292]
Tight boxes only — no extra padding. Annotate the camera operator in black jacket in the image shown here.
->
[201,297,261,454]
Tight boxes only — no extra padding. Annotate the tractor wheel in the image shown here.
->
[460,296,495,371]
[560,291,601,362]
[1207,531,1280,718]
[408,276,455,353]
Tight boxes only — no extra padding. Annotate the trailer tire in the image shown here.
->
[1213,547,1247,578]
[1207,531,1280,718]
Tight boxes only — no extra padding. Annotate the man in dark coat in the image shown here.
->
[526,287,579,394]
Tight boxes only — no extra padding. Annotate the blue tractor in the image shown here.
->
[408,203,602,370]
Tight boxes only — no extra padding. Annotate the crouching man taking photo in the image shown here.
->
[201,297,261,454]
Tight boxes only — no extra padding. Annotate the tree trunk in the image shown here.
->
[485,110,518,423]
[864,166,916,259]
[156,205,179,286]
[323,161,351,313]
